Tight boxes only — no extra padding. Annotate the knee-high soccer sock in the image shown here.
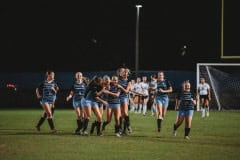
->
[138,104,142,113]
[90,120,97,134]
[185,128,191,137]
[82,118,89,132]
[36,112,47,128]
[157,118,162,131]
[201,106,205,117]
[51,107,55,116]
[47,118,55,130]
[76,119,83,132]
[206,106,209,116]
[173,123,180,131]
[134,104,138,112]
[102,120,110,131]
[125,116,130,128]
[119,116,123,131]
[36,117,46,128]
[115,124,120,133]
[143,105,147,115]
[96,121,102,136]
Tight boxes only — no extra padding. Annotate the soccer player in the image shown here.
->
[81,76,108,136]
[140,76,149,116]
[173,80,196,140]
[155,71,173,132]
[35,70,58,133]
[129,79,136,113]
[66,72,87,135]
[117,67,132,135]
[197,77,211,118]
[148,74,157,116]
[101,75,122,137]
[133,77,142,113]
[51,78,59,117]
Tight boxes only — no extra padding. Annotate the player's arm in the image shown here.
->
[207,87,211,100]
[95,96,108,107]
[36,83,42,99]
[159,81,173,93]
[36,87,41,99]
[66,91,74,101]
[159,86,173,93]
[175,98,179,111]
[103,90,120,97]
[129,89,144,96]
[117,81,132,94]
[175,91,181,110]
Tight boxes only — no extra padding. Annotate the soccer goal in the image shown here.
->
[196,63,240,111]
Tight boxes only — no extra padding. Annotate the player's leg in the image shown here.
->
[156,97,163,132]
[102,107,112,132]
[184,110,194,139]
[173,111,184,137]
[205,98,210,117]
[200,97,205,118]
[75,106,82,134]
[42,102,56,133]
[82,103,91,135]
[92,104,103,136]
[36,104,47,131]
[113,106,121,137]
[142,97,148,116]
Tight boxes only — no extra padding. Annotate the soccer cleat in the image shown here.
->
[115,132,121,137]
[127,126,132,133]
[75,130,81,135]
[36,126,40,131]
[81,131,88,136]
[157,128,161,132]
[184,136,190,140]
[97,132,103,136]
[51,129,57,134]
[173,130,177,137]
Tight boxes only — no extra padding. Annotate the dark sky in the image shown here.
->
[0,1,239,72]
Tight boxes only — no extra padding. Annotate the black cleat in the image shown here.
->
[36,126,40,131]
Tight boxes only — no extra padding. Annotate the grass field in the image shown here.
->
[0,108,240,160]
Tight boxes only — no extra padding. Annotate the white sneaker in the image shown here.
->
[184,136,190,140]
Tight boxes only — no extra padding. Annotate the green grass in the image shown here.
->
[0,109,240,160]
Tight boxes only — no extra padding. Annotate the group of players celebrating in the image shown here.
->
[35,67,211,139]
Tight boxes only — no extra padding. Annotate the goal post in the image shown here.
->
[196,63,240,111]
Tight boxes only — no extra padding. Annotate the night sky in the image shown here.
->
[1,0,239,72]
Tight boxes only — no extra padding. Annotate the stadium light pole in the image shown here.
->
[135,4,142,78]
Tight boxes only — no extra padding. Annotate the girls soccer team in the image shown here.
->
[35,69,201,139]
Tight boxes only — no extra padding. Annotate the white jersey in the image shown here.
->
[198,83,210,95]
[140,82,149,96]
[133,83,142,94]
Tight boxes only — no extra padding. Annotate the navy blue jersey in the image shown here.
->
[70,82,86,101]
[177,90,196,110]
[107,83,121,104]
[84,85,99,102]
[118,78,131,98]
[38,80,59,102]
[156,79,172,97]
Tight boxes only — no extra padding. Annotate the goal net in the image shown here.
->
[196,63,240,111]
